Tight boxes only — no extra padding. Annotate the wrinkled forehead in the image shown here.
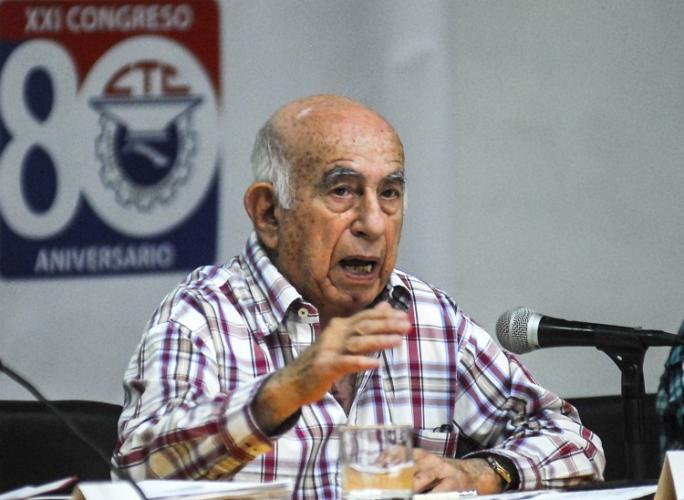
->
[275,100,405,168]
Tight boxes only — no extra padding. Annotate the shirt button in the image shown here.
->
[298,307,309,319]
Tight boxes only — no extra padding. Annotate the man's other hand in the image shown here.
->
[413,449,504,495]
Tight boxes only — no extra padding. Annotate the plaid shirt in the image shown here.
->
[656,320,684,458]
[114,233,604,498]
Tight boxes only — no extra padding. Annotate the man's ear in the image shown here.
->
[244,182,280,250]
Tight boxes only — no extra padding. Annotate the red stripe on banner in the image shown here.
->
[0,0,220,98]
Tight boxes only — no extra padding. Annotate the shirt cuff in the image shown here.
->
[216,374,299,464]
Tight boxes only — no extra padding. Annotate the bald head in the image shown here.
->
[250,95,404,209]
[273,94,389,130]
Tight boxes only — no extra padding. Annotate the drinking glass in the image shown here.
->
[340,424,414,499]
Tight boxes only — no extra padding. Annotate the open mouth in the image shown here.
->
[340,258,377,275]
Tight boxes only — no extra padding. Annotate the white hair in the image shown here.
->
[250,119,294,209]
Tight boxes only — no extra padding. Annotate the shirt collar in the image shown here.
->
[242,232,304,337]
[242,232,411,336]
[373,273,411,312]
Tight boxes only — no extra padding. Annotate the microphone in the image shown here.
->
[496,307,683,354]
[0,358,148,499]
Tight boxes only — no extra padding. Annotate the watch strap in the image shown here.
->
[482,454,519,491]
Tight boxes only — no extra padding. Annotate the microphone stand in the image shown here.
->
[596,338,648,481]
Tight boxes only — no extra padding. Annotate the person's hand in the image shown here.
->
[413,449,503,495]
[253,302,410,432]
[282,301,410,404]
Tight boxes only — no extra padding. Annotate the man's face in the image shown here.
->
[272,104,405,322]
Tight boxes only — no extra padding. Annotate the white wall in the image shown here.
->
[1,0,682,403]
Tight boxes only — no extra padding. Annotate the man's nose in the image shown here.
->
[351,194,386,238]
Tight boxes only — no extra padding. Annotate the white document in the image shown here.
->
[417,484,657,500]
[0,476,76,500]
[508,485,657,500]
[74,479,293,500]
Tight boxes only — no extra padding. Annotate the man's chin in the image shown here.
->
[335,288,381,312]
[320,277,386,315]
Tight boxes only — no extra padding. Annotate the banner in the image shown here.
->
[0,0,220,278]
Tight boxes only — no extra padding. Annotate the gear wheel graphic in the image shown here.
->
[94,112,196,213]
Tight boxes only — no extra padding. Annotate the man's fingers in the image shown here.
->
[413,449,439,492]
[336,354,381,372]
[414,467,444,493]
[412,453,496,494]
[412,448,458,493]
[352,316,411,337]
[351,318,411,335]
[413,447,443,467]
[429,478,463,493]
[355,301,409,322]
[345,334,403,354]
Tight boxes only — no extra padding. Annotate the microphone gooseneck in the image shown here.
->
[0,358,148,500]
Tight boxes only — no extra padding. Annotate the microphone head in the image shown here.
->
[496,307,541,354]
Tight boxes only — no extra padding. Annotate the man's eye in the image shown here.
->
[381,187,401,199]
[332,186,351,197]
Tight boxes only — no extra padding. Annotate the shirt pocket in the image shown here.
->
[413,427,459,457]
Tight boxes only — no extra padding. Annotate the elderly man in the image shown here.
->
[114,95,605,497]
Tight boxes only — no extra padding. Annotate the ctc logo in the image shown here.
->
[0,38,217,240]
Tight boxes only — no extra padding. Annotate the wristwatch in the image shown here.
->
[484,455,514,491]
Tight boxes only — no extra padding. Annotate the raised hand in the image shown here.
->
[252,302,410,433]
